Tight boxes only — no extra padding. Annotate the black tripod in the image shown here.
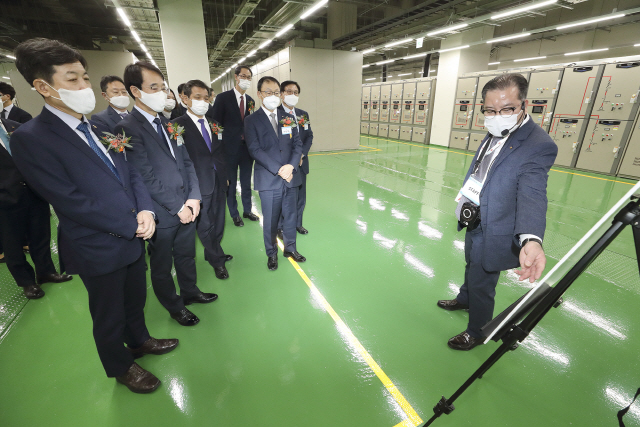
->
[423,195,640,426]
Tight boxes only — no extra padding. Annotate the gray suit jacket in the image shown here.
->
[459,117,558,272]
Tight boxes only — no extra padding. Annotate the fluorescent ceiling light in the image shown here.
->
[239,56,247,63]
[259,39,272,49]
[362,48,375,54]
[427,23,468,37]
[564,48,609,56]
[232,63,238,67]
[404,52,428,60]
[362,64,371,68]
[488,61,501,65]
[247,49,257,56]
[275,24,294,38]
[439,45,469,53]
[5,54,16,60]
[139,44,147,52]
[635,43,640,47]
[514,55,547,62]
[365,78,376,81]
[300,0,328,20]
[151,60,158,67]
[387,75,394,78]
[146,52,153,60]
[397,73,412,76]
[116,8,132,28]
[131,30,141,42]
[491,0,558,20]
[429,69,435,73]
[557,14,625,30]
[385,38,413,48]
[226,68,231,72]
[486,33,531,44]
[2,76,9,80]
[376,59,395,65]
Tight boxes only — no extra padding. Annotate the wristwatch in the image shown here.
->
[521,237,543,248]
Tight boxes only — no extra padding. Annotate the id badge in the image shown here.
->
[217,132,222,141]
[282,127,292,135]
[304,124,309,130]
[459,175,482,206]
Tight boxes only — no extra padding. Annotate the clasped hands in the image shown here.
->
[515,241,546,283]
[136,211,155,240]
[178,199,201,224]
[278,164,294,183]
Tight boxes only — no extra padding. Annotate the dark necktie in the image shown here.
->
[153,117,174,158]
[199,118,212,152]
[76,122,121,182]
[119,112,127,120]
[239,95,245,121]
[1,109,6,119]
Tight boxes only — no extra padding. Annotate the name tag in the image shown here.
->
[459,176,482,205]
[218,133,222,140]
[282,127,291,135]
[304,124,309,130]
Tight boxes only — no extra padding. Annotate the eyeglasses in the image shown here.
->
[238,74,252,80]
[261,90,280,97]
[284,90,299,96]
[481,106,520,118]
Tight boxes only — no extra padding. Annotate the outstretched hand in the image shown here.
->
[515,241,546,283]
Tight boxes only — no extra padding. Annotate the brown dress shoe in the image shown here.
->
[448,331,483,351]
[128,337,179,359]
[115,363,160,393]
[437,299,469,311]
[23,284,45,299]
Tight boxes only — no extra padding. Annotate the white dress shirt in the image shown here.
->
[134,106,175,158]
[3,103,14,118]
[234,87,246,108]
[186,110,212,141]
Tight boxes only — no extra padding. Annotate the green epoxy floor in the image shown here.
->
[1,135,639,426]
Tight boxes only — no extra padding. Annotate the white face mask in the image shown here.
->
[165,98,176,111]
[109,95,130,110]
[284,95,299,107]
[189,99,209,116]
[238,79,251,91]
[138,89,167,113]
[262,95,281,111]
[484,109,523,137]
[42,80,95,115]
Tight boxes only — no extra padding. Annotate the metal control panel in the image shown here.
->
[378,123,389,138]
[592,62,640,121]
[379,100,390,122]
[403,82,416,100]
[370,100,380,121]
[416,80,431,100]
[391,83,404,100]
[576,119,633,174]
[412,126,427,144]
[470,75,496,132]
[527,69,563,130]
[413,100,429,125]
[400,125,413,141]
[360,122,369,134]
[370,84,380,101]
[390,100,402,124]
[456,77,477,99]
[617,118,640,178]
[553,65,602,117]
[401,100,414,124]
[549,118,583,167]
[388,124,400,139]
[449,131,469,150]
[468,132,486,153]
[379,84,391,102]
[362,85,371,102]
[368,122,379,135]
[453,99,474,129]
[361,100,370,121]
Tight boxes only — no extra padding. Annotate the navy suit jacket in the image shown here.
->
[207,89,253,159]
[277,105,313,175]
[459,117,558,272]
[91,106,128,133]
[0,118,24,208]
[10,106,154,276]
[115,107,201,228]
[245,107,303,191]
[174,113,229,195]
[6,105,32,123]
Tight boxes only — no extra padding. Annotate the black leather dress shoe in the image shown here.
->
[0,256,5,263]
[214,266,229,279]
[243,212,259,221]
[116,363,160,393]
[225,254,233,261]
[128,337,179,359]
[37,273,73,285]
[284,251,306,262]
[184,292,218,305]
[233,217,244,227]
[296,226,308,235]
[276,229,283,241]
[267,255,278,271]
[437,299,469,311]
[23,284,45,299]
[448,331,483,351]
[170,308,200,326]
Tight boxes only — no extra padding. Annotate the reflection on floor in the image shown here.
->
[0,135,638,427]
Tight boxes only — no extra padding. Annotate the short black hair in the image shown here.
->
[183,79,211,98]
[235,65,253,77]
[257,76,280,92]
[15,38,88,86]
[177,83,185,95]
[123,61,165,98]
[482,73,528,102]
[0,82,16,100]
[100,75,124,93]
[280,80,300,94]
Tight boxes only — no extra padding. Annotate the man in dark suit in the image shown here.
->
[11,38,178,393]
[276,80,313,238]
[245,76,305,271]
[174,80,231,280]
[0,82,33,123]
[0,116,71,298]
[91,75,130,132]
[116,62,216,327]
[437,74,558,350]
[208,65,259,227]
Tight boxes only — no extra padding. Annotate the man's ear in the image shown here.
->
[33,79,52,98]
[130,86,140,99]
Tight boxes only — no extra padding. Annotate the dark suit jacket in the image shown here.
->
[115,107,201,229]
[10,106,154,276]
[6,104,32,123]
[245,107,303,191]
[174,113,228,196]
[170,103,186,120]
[459,117,558,272]
[207,89,254,159]
[0,118,25,208]
[91,106,128,133]
[277,105,313,175]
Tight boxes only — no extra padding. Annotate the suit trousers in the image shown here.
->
[455,223,501,339]
[227,143,254,218]
[0,186,56,286]
[278,170,307,230]
[197,180,227,268]
[148,221,200,313]
[259,185,299,257]
[80,252,150,377]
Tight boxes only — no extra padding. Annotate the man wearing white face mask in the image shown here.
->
[92,75,130,132]
[437,74,557,351]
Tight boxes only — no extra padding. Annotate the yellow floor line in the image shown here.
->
[309,144,381,157]
[252,209,423,427]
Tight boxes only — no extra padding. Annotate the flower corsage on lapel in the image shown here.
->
[247,99,255,114]
[279,116,295,139]
[100,131,133,159]
[297,115,310,130]
[210,122,224,141]
[167,122,185,146]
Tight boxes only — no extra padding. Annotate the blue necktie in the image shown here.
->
[76,122,121,182]
[0,124,10,155]
[198,119,212,152]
